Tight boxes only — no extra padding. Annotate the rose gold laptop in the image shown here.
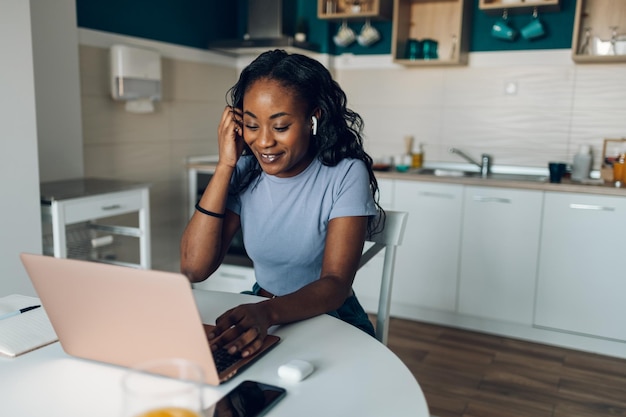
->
[19,253,279,385]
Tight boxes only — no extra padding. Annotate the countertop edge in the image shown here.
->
[375,171,626,197]
[186,162,626,197]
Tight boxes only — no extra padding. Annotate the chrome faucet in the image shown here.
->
[449,148,492,178]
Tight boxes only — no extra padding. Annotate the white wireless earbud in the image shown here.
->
[311,116,318,136]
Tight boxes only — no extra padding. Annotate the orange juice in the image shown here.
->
[136,407,201,417]
[614,162,625,183]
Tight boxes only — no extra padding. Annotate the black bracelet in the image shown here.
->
[194,202,225,219]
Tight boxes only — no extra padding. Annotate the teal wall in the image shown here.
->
[76,0,577,55]
[331,0,576,55]
[76,0,239,50]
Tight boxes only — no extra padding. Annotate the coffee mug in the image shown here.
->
[357,20,381,47]
[491,11,517,42]
[393,155,412,172]
[521,8,546,40]
[421,39,439,60]
[334,20,356,47]
[405,39,422,60]
[548,162,567,183]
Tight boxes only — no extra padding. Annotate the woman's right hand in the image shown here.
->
[208,301,272,359]
[217,106,245,168]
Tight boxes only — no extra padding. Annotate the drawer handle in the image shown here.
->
[473,196,511,204]
[419,191,455,199]
[101,204,122,211]
[569,203,615,212]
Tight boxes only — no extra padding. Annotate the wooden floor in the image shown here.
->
[384,317,626,417]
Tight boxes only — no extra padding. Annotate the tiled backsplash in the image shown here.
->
[336,50,626,172]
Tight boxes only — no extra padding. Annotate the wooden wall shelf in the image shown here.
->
[318,0,393,20]
[571,0,626,63]
[479,0,560,14]
[391,0,472,66]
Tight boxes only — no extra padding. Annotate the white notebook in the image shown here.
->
[0,294,58,357]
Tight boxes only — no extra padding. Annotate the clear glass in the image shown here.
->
[325,0,336,14]
[578,27,592,55]
[609,26,619,55]
[121,358,205,417]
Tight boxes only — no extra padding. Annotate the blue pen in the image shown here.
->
[0,305,41,320]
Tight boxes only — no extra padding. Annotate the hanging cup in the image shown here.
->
[521,8,546,40]
[333,20,356,47]
[357,19,381,47]
[491,10,517,41]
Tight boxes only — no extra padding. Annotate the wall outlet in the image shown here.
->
[504,81,518,95]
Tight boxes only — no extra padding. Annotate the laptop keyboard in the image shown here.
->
[213,346,242,372]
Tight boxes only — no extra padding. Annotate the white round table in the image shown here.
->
[0,290,430,417]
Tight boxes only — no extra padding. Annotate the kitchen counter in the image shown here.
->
[40,177,150,203]
[375,169,626,197]
[188,158,626,197]
[40,178,151,269]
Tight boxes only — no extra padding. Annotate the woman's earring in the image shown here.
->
[311,116,318,136]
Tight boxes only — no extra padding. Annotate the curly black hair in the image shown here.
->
[226,49,384,236]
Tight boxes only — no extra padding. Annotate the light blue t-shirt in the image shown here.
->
[227,156,377,296]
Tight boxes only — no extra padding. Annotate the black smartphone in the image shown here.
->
[206,380,286,417]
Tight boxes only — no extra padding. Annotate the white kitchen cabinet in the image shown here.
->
[535,192,626,341]
[392,180,464,312]
[458,186,543,325]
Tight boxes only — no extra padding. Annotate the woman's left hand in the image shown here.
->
[208,302,272,358]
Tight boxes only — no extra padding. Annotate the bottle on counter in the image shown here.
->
[412,142,424,169]
[571,144,592,182]
[390,135,414,172]
[613,152,626,185]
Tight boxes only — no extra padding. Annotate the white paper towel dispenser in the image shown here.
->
[110,44,161,113]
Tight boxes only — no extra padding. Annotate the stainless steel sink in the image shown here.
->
[414,168,548,183]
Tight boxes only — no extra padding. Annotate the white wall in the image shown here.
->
[0,0,43,297]
[77,30,238,272]
[31,0,84,181]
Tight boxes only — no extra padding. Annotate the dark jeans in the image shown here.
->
[327,292,376,339]
[243,283,376,339]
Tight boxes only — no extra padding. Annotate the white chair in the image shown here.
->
[358,210,408,345]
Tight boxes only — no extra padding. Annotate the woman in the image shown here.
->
[181,49,384,358]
